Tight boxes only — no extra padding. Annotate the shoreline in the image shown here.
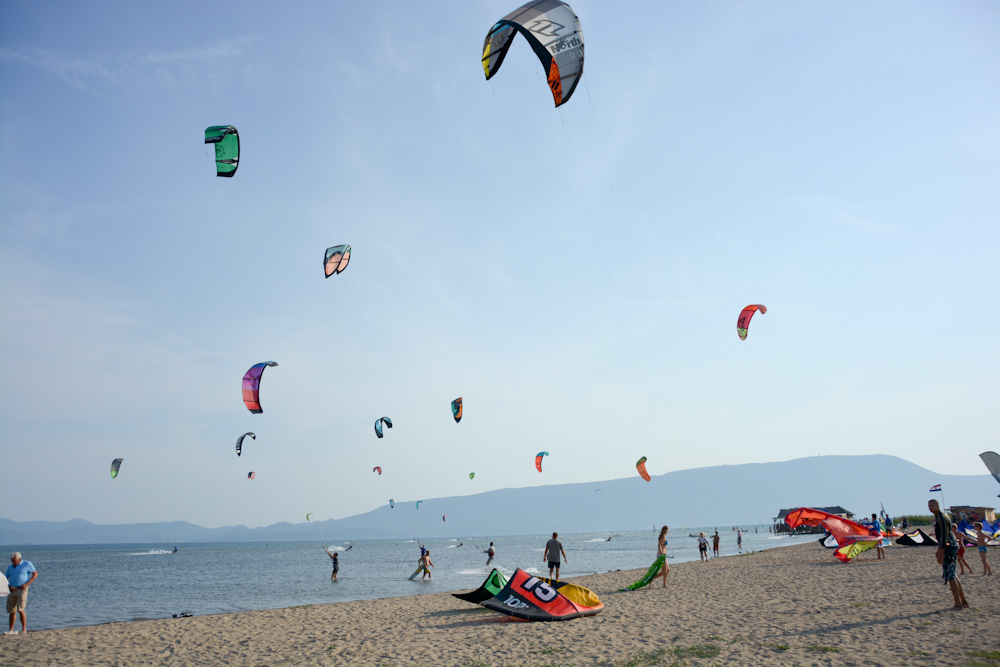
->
[1,542,997,666]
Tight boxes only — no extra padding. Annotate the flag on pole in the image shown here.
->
[929,484,942,492]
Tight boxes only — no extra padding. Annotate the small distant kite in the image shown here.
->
[636,456,651,482]
[442,514,447,522]
[482,0,585,108]
[594,488,603,494]
[535,451,549,473]
[389,499,395,509]
[324,244,351,278]
[374,417,393,439]
[416,500,423,510]
[452,397,463,423]
[737,305,767,341]
[236,432,255,457]
[981,452,1000,485]
[469,472,475,480]
[373,466,382,475]
[110,458,124,479]
[204,125,239,177]
[247,471,256,480]
[306,513,314,521]
[242,361,278,414]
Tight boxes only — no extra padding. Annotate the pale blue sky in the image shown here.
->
[1,1,997,528]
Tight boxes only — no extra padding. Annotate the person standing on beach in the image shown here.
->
[543,532,567,580]
[973,522,993,576]
[484,542,495,567]
[657,526,669,588]
[929,499,969,610]
[698,532,709,561]
[326,549,340,581]
[5,552,37,635]
[870,513,885,560]
[712,531,720,557]
[418,550,434,580]
[952,524,972,575]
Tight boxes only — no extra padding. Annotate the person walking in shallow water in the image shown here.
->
[326,549,340,581]
[929,499,969,610]
[657,526,669,587]
[698,532,709,561]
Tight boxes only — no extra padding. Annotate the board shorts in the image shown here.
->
[942,545,959,582]
[979,546,988,554]
[548,561,560,569]
[6,588,27,613]
[699,544,707,552]
[332,566,339,573]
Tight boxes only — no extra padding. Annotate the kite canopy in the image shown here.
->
[110,458,123,479]
[535,451,549,472]
[324,244,351,278]
[415,500,423,510]
[896,528,937,546]
[481,569,603,621]
[373,466,382,475]
[451,397,463,423]
[784,507,876,561]
[636,456,651,482]
[242,361,278,414]
[236,432,255,457]
[374,416,393,439]
[452,569,509,605]
[482,0,584,107]
[247,471,255,480]
[737,304,767,341]
[389,498,395,509]
[442,514,447,522]
[204,125,239,177]
[980,451,1000,485]
[469,472,475,479]
[306,513,314,521]
[834,538,881,563]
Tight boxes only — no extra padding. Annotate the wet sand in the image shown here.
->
[1,541,997,666]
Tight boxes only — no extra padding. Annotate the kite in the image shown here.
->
[247,471,255,480]
[535,451,549,473]
[324,244,351,278]
[415,500,423,510]
[110,458,123,479]
[619,554,666,591]
[980,451,1000,485]
[442,514,447,522]
[204,125,239,177]
[480,569,603,621]
[373,466,382,475]
[895,529,937,546]
[451,397,463,423]
[469,472,475,479]
[834,538,881,563]
[374,417,392,439]
[482,0,584,108]
[389,499,395,509]
[636,456,651,482]
[306,513,314,521]
[784,507,880,562]
[594,488,603,494]
[242,361,278,414]
[452,569,509,605]
[737,304,767,341]
[236,432,255,457]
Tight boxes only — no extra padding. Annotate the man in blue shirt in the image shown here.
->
[870,513,886,560]
[6,552,38,634]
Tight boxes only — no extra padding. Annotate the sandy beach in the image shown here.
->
[1,541,997,666]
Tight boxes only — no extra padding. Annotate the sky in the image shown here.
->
[1,1,998,529]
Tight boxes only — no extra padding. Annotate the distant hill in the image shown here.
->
[2,455,995,544]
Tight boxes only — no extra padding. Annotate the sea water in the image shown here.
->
[2,527,817,630]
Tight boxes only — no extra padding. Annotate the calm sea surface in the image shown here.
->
[3,527,818,630]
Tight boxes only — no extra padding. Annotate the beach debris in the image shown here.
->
[242,361,278,414]
[482,0,584,108]
[535,451,549,472]
[451,397,462,423]
[737,304,767,341]
[172,612,194,618]
[374,416,392,439]
[235,432,255,457]
[204,125,239,177]
[480,569,603,621]
[110,458,124,479]
[636,456,651,482]
[324,244,351,278]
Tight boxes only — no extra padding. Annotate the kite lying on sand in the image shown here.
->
[480,569,603,621]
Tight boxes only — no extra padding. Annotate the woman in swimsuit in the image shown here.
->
[974,522,993,576]
[698,532,709,562]
[657,526,669,587]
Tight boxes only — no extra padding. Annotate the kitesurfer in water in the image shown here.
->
[172,547,178,553]
[484,542,495,566]
[657,526,670,588]
[418,551,434,580]
[543,533,567,580]
[326,549,340,580]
